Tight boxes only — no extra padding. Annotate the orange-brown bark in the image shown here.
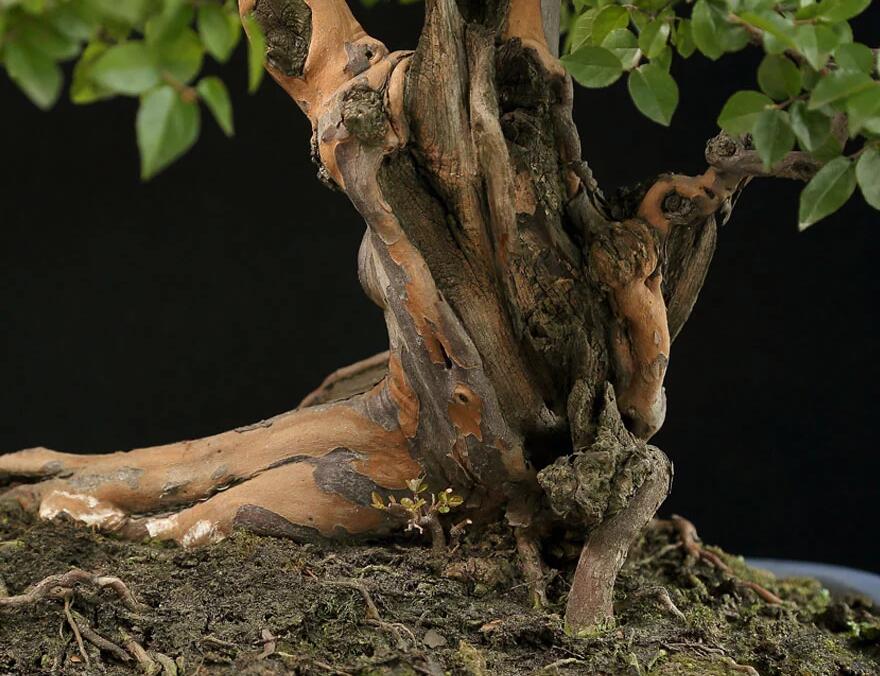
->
[2,0,757,630]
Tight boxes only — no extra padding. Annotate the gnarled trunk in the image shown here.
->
[0,0,760,633]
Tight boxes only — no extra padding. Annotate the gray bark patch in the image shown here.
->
[253,0,312,78]
[233,504,324,543]
[340,84,388,145]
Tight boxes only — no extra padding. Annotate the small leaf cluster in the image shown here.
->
[561,0,878,228]
[0,0,266,179]
[371,478,465,532]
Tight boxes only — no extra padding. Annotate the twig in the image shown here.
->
[669,515,783,605]
[538,657,588,672]
[258,628,276,660]
[721,656,761,675]
[706,131,821,182]
[311,658,354,676]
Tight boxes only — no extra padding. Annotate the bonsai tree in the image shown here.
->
[1,0,877,637]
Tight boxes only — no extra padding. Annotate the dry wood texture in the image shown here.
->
[1,0,766,631]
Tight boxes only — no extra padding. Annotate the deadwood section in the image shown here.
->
[2,0,766,631]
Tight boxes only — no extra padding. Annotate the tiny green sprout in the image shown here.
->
[370,477,468,556]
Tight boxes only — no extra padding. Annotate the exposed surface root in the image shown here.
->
[0,568,148,613]
[0,566,148,668]
[514,527,550,609]
[1,505,878,675]
[668,514,784,605]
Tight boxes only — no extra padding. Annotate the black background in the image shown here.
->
[2,5,878,571]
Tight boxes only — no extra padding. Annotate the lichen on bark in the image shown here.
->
[537,385,661,528]
[253,0,311,77]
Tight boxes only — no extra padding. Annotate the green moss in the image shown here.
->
[0,505,878,675]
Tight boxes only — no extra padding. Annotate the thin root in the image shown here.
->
[514,527,550,609]
[0,568,149,613]
[324,579,417,651]
[63,596,89,666]
[70,608,131,663]
[121,630,160,674]
[669,515,783,605]
[1,569,150,667]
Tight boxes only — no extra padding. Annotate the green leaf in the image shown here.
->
[757,54,802,101]
[816,0,870,22]
[846,86,880,135]
[793,24,838,70]
[91,0,149,25]
[638,18,670,59]
[145,0,194,46]
[90,42,160,96]
[17,19,80,60]
[70,41,114,104]
[198,4,239,63]
[753,109,795,168]
[627,63,679,126]
[136,85,201,180]
[798,156,856,229]
[197,76,233,137]
[738,10,796,48]
[856,147,880,210]
[692,0,724,60]
[789,101,831,151]
[601,29,640,70]
[717,90,773,135]
[833,43,874,74]
[3,39,62,109]
[48,0,101,42]
[591,5,629,46]
[152,28,204,84]
[561,45,623,88]
[243,12,266,93]
[808,70,873,109]
[651,45,672,71]
[569,8,598,51]
[673,20,696,58]
[692,0,749,60]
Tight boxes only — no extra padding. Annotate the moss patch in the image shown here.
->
[0,505,877,675]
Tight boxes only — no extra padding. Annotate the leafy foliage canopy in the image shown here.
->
[0,0,876,226]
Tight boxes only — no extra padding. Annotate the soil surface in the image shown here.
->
[1,504,878,675]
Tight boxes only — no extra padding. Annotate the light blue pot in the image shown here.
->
[749,559,880,604]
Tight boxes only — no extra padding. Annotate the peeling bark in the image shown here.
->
[3,0,759,628]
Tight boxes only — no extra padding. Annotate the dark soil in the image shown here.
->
[1,504,878,675]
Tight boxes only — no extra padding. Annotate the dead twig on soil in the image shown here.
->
[721,656,761,675]
[668,515,783,605]
[258,628,276,660]
[324,579,417,651]
[538,657,589,673]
